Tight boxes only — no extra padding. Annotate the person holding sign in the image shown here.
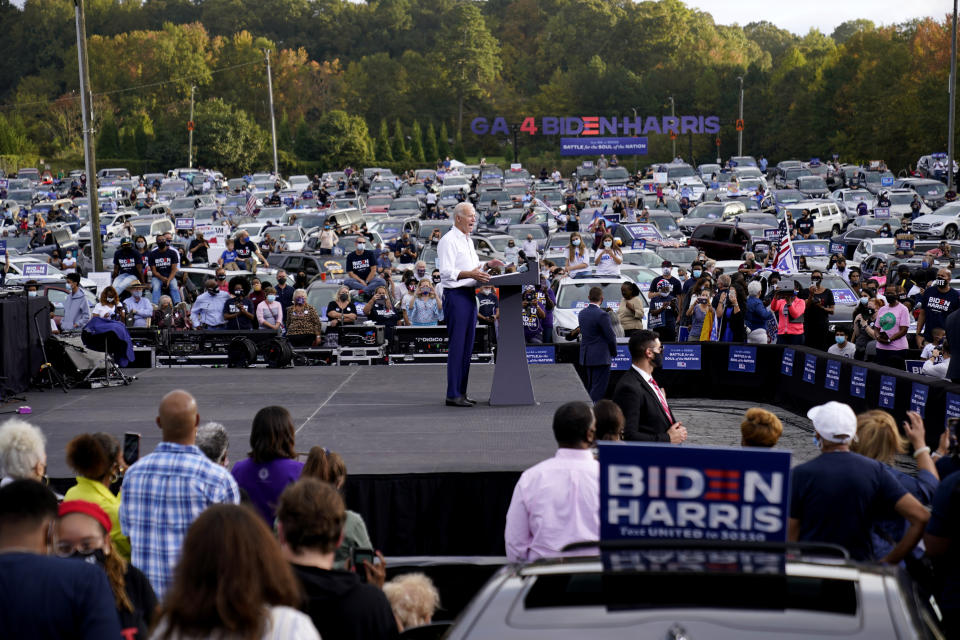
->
[871,284,911,369]
[612,330,687,444]
[788,401,929,563]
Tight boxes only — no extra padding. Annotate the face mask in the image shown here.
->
[357,243,365,250]
[650,350,663,369]
[813,435,822,450]
[66,548,106,567]
[339,293,349,302]
[936,279,948,288]
[922,261,930,269]
[27,290,37,297]
[136,241,145,249]
[277,277,286,284]
[885,295,898,304]
[280,236,286,241]
[662,268,671,276]
[132,290,141,299]
[267,294,276,302]
[294,297,305,304]
[157,241,166,249]
[859,296,869,305]
[835,335,846,344]
[603,240,612,248]
[432,275,441,283]
[692,270,702,278]
[416,270,426,278]
[253,283,261,291]
[572,238,581,247]
[216,275,225,281]
[206,287,217,295]
[234,290,243,296]
[811,278,821,286]
[106,297,115,303]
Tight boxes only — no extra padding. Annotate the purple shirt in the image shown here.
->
[231,457,304,523]
[504,448,599,562]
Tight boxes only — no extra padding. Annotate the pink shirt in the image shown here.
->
[256,300,284,329]
[874,302,911,350]
[504,448,599,562]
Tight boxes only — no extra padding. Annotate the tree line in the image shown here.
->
[0,0,955,175]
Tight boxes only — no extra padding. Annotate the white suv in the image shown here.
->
[780,200,844,237]
[551,272,641,342]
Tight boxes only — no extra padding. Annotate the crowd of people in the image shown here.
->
[0,390,441,639]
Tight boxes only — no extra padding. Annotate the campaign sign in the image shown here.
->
[175,217,195,230]
[663,344,701,370]
[896,237,915,252]
[22,263,48,276]
[881,176,895,187]
[0,239,6,251]
[802,353,817,383]
[832,289,858,305]
[874,207,891,218]
[850,366,867,398]
[904,360,926,375]
[0,179,7,189]
[911,383,929,417]
[677,326,689,342]
[598,442,792,543]
[626,223,663,241]
[561,137,648,156]
[781,348,795,376]
[601,548,785,575]
[879,375,897,409]
[825,360,841,391]
[99,224,107,235]
[631,239,646,250]
[945,392,960,427]
[611,344,632,371]
[764,228,781,241]
[525,345,555,364]
[829,240,845,255]
[728,346,757,373]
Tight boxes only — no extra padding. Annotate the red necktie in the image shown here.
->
[648,377,674,423]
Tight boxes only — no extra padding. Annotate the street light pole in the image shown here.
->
[73,0,101,272]
[737,76,744,158]
[949,0,958,192]
[669,96,676,159]
[188,85,196,169]
[264,49,279,176]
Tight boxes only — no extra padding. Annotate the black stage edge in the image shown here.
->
[0,296,51,397]
[27,364,588,556]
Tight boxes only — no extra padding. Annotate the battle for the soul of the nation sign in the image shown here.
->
[598,442,792,543]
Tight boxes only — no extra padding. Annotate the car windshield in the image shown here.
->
[688,204,723,219]
[845,191,871,202]
[865,171,893,183]
[621,251,662,268]
[644,197,680,214]
[666,166,696,179]
[657,247,698,264]
[785,168,811,180]
[367,196,393,207]
[738,214,777,226]
[649,215,678,231]
[264,225,301,238]
[798,176,827,189]
[485,237,513,251]
[888,193,915,205]
[602,167,629,180]
[775,190,804,204]
[557,281,624,309]
[919,182,947,197]
[507,227,545,241]
[390,200,419,211]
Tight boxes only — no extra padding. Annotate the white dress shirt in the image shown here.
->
[437,226,481,290]
[504,448,599,562]
[522,239,539,255]
[632,364,670,417]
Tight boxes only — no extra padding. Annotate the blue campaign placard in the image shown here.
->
[561,137,648,156]
[904,359,926,375]
[896,237,915,251]
[764,228,781,241]
[0,239,6,251]
[611,344,632,371]
[663,344,701,370]
[825,360,841,391]
[829,240,845,255]
[911,382,929,417]
[802,353,817,383]
[881,176,895,187]
[850,366,867,398]
[676,326,689,342]
[874,207,891,218]
[781,348,795,376]
[879,375,897,409]
[99,223,107,235]
[598,442,792,543]
[525,345,555,364]
[22,263,48,276]
[631,238,646,250]
[832,289,858,305]
[946,392,960,427]
[176,217,195,230]
[728,345,757,373]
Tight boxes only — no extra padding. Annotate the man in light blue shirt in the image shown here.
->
[61,272,90,331]
[123,282,154,328]
[189,278,230,328]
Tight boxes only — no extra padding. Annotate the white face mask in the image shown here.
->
[662,268,671,276]
[603,241,612,249]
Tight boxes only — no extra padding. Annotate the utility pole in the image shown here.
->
[668,95,676,160]
[511,123,520,164]
[74,0,101,271]
[264,49,279,176]
[188,86,196,168]
[737,76,745,158]
[949,0,958,192]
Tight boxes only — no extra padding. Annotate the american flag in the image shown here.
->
[244,191,257,216]
[771,216,795,274]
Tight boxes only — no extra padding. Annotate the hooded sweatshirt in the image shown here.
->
[291,564,398,640]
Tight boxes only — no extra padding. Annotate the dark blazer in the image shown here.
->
[578,303,618,366]
[612,368,673,442]
[947,309,960,382]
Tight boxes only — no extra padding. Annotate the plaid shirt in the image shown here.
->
[119,442,239,598]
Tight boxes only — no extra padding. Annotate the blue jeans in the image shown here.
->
[344,276,386,296]
[152,276,181,305]
[112,273,139,294]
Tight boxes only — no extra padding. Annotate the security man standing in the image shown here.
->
[437,202,501,407]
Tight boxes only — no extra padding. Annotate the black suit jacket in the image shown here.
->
[612,368,673,442]
[947,309,960,382]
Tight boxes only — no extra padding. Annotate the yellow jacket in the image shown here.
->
[63,476,131,561]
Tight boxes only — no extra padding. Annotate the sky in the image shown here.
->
[684,0,949,35]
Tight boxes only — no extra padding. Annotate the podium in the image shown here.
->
[488,258,540,405]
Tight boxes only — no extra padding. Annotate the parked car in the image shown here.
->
[910,202,960,240]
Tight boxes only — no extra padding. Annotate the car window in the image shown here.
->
[711,227,732,242]
[557,282,624,309]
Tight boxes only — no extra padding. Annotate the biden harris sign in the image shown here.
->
[598,442,791,543]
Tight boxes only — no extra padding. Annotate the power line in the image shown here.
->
[0,58,264,112]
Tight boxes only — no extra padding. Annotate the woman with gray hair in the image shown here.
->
[0,418,47,485]
[745,279,776,344]
[196,422,229,466]
[286,288,323,346]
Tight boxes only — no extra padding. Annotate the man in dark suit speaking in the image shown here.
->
[612,330,688,443]
[578,286,618,402]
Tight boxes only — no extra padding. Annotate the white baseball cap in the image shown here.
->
[807,401,857,444]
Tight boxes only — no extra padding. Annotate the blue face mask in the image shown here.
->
[859,296,869,305]
[692,270,702,278]
[572,238,581,247]
[835,335,845,344]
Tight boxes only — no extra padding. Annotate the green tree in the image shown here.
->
[310,110,374,167]
[97,116,121,158]
[437,122,450,159]
[375,118,393,162]
[409,120,425,163]
[453,128,465,161]
[0,113,32,155]
[194,98,266,174]
[831,19,875,44]
[423,121,438,164]
[392,118,408,161]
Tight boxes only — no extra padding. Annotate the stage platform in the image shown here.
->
[20,363,586,479]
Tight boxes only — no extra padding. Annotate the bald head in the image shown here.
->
[157,389,199,444]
